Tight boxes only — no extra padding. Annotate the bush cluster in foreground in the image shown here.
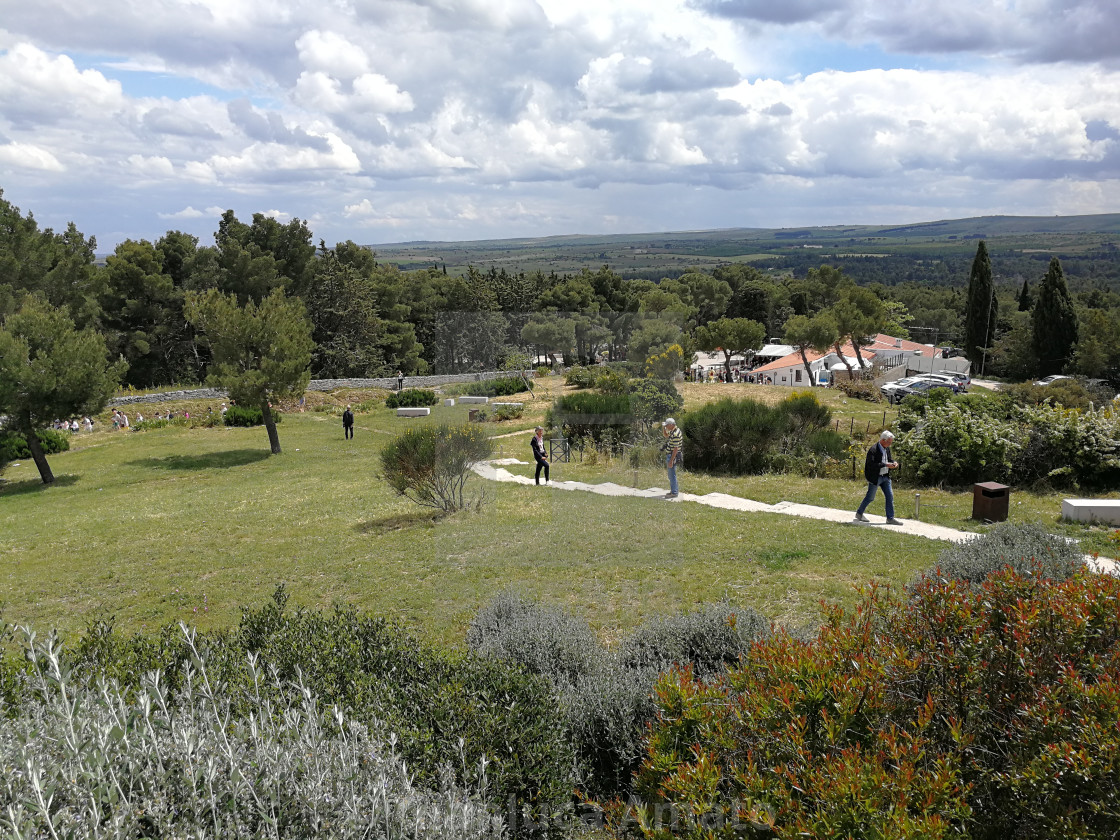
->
[1,524,1116,839]
[628,567,1120,839]
[1,628,502,840]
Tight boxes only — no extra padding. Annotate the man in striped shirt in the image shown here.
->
[662,417,683,498]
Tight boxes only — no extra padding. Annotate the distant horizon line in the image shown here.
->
[364,211,1120,248]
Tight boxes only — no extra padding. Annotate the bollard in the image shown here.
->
[914,492,921,521]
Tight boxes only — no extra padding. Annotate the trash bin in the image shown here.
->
[972,482,1010,522]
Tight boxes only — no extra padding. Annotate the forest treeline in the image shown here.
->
[2,189,1119,390]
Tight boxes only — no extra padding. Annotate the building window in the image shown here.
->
[795,369,802,382]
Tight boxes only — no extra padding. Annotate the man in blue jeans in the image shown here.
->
[854,430,903,525]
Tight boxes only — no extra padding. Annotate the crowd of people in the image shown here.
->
[686,367,773,385]
[50,403,232,435]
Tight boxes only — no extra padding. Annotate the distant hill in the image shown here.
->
[370,213,1120,278]
[373,214,1120,250]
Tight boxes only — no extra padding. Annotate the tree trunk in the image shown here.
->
[834,342,855,378]
[852,342,867,372]
[261,401,282,454]
[24,424,55,484]
[723,350,733,381]
[799,348,815,385]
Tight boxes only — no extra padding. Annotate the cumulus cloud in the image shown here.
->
[295,30,369,79]
[1,0,1118,247]
[128,154,175,177]
[158,205,208,219]
[0,141,64,171]
[690,0,1120,64]
[0,43,124,127]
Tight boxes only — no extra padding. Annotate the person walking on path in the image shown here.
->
[662,417,683,498]
[530,426,550,484]
[342,405,354,440]
[855,430,903,524]
[396,370,404,391]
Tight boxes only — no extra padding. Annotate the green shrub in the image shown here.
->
[0,428,70,464]
[134,415,221,432]
[380,422,494,512]
[631,570,1120,839]
[492,404,524,421]
[547,392,634,444]
[897,397,1120,489]
[563,366,598,389]
[222,404,281,427]
[468,591,602,686]
[385,387,440,408]
[461,375,528,397]
[627,378,683,428]
[468,595,770,802]
[681,394,839,476]
[1001,378,1112,411]
[593,368,629,395]
[64,590,573,838]
[834,377,882,401]
[8,626,501,839]
[615,601,770,678]
[895,401,1019,486]
[921,521,1086,586]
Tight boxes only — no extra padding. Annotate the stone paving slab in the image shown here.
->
[470,460,1119,574]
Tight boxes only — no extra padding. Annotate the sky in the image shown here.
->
[1,0,1119,251]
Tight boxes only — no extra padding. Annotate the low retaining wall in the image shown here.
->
[109,371,528,407]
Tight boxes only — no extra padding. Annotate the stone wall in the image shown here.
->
[108,371,526,407]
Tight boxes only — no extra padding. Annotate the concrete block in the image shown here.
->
[458,396,489,404]
[491,402,523,409]
[1062,499,1120,526]
[396,407,431,417]
[443,399,455,407]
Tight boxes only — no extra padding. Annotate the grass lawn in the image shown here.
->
[3,402,946,647]
[4,379,1115,646]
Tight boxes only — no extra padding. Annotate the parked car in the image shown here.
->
[935,370,970,391]
[887,379,957,404]
[880,377,922,400]
[1034,374,1072,386]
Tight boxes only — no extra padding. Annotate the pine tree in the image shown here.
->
[964,241,997,370]
[1031,257,1079,377]
[1017,277,1033,312]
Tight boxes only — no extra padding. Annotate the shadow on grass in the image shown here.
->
[129,449,271,471]
[356,509,446,534]
[0,474,80,496]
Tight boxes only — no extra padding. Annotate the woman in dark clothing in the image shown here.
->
[531,426,550,485]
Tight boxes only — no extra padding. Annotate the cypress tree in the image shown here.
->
[964,241,997,369]
[1031,256,1078,377]
[1017,277,1033,312]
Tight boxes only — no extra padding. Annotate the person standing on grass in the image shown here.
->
[854,430,903,524]
[531,426,550,485]
[662,417,683,498]
[396,370,404,391]
[342,404,354,440]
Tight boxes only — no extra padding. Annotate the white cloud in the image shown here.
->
[353,73,414,113]
[128,154,175,177]
[158,205,207,219]
[295,30,369,79]
[0,141,64,171]
[0,42,124,126]
[1,0,1118,248]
